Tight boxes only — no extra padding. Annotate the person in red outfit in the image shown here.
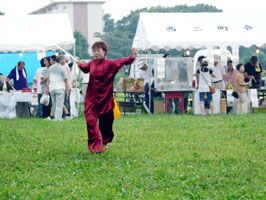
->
[77,41,138,153]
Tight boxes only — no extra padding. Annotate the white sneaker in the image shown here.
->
[65,116,73,120]
[46,117,51,120]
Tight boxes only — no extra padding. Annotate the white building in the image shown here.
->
[30,0,105,50]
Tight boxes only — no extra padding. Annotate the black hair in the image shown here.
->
[236,63,243,71]
[68,62,73,68]
[17,61,25,66]
[50,55,57,62]
[163,53,170,58]
[227,60,233,64]
[40,58,46,67]
[56,55,65,63]
[250,56,258,63]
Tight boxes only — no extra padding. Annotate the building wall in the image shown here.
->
[73,3,88,41]
[32,2,104,50]
[87,3,104,46]
[42,4,74,29]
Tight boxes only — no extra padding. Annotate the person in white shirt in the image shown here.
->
[46,55,69,121]
[194,58,216,115]
[63,56,72,118]
[33,58,47,117]
[138,61,153,112]
[80,71,90,100]
[211,55,226,90]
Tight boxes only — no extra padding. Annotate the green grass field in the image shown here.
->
[0,114,266,199]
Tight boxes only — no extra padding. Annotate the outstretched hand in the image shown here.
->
[131,48,138,59]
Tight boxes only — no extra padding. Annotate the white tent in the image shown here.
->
[133,12,266,51]
[0,14,75,52]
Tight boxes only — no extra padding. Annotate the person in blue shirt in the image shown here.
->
[7,61,28,90]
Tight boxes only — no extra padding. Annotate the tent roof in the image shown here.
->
[0,14,75,52]
[133,12,266,51]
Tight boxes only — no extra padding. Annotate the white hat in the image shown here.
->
[137,61,146,69]
[214,55,220,62]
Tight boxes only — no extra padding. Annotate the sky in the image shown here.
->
[0,0,265,20]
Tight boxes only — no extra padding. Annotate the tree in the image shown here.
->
[73,31,91,59]
[96,4,222,59]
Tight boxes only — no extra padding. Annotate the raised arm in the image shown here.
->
[114,48,138,71]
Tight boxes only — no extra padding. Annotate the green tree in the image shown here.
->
[73,31,91,59]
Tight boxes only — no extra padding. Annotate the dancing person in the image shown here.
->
[77,41,137,153]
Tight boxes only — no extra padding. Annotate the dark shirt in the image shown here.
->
[196,67,213,74]
[8,67,28,90]
[244,62,262,85]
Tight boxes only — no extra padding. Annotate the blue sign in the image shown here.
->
[0,51,55,84]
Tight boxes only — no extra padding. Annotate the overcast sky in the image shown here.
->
[0,0,264,20]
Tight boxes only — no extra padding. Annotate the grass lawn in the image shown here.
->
[0,113,266,199]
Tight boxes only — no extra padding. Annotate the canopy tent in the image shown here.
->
[0,14,75,52]
[132,12,266,51]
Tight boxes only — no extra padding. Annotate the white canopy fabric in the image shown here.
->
[133,12,266,51]
[0,14,75,52]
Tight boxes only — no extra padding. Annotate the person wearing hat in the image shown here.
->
[138,61,153,112]
[211,55,226,90]
[244,56,262,89]
[194,58,216,115]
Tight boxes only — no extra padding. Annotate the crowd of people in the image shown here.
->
[136,53,266,115]
[195,55,266,115]
[0,54,77,120]
[0,51,266,119]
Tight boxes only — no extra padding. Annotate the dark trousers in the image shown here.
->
[42,94,52,118]
[144,83,154,113]
[85,109,114,153]
[63,89,71,117]
[36,94,43,117]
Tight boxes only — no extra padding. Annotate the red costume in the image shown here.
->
[79,56,135,153]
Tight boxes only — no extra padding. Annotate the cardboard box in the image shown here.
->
[121,78,144,92]
[154,100,164,114]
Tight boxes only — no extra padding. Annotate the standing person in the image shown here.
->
[77,41,137,153]
[138,61,153,112]
[211,55,226,90]
[194,58,216,115]
[7,61,30,117]
[33,58,46,117]
[46,55,69,121]
[225,60,236,88]
[50,55,57,65]
[234,64,251,114]
[7,61,28,90]
[80,70,90,102]
[42,56,53,118]
[62,56,72,119]
[244,56,262,89]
